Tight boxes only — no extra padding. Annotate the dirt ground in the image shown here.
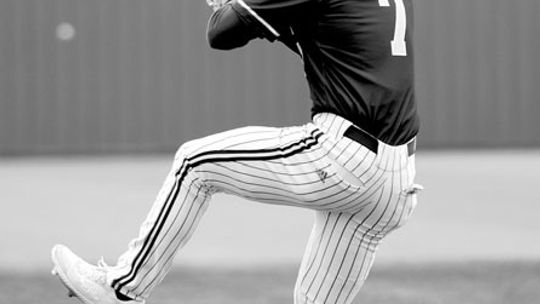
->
[2,261,540,304]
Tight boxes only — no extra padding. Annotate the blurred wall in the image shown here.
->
[415,0,540,148]
[0,0,539,155]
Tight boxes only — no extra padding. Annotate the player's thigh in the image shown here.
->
[174,125,284,161]
[178,124,339,208]
[294,211,381,304]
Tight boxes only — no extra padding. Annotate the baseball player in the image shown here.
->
[51,0,423,303]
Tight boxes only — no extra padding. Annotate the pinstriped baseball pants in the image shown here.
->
[106,112,419,304]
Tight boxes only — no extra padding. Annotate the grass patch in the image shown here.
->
[1,260,539,304]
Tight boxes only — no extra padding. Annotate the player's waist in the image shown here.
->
[310,92,419,145]
[313,112,416,157]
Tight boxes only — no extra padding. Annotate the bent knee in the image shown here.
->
[173,137,210,168]
[174,140,195,161]
[172,141,217,190]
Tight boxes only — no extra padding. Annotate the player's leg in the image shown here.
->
[293,210,381,304]
[105,123,346,300]
[107,113,417,301]
[50,113,418,303]
[48,117,365,304]
[293,163,418,304]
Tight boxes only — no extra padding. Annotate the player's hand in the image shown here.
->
[206,0,232,12]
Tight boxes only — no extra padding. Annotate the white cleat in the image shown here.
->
[51,244,144,304]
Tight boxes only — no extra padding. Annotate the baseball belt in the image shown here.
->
[343,125,416,156]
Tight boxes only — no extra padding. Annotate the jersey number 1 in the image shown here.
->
[378,0,407,56]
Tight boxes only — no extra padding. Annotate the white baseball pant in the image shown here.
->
[106,112,420,304]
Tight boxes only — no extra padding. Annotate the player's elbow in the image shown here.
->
[207,32,225,50]
[206,5,251,50]
[207,27,248,50]
[207,29,234,50]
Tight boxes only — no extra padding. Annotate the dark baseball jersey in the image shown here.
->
[208,0,419,145]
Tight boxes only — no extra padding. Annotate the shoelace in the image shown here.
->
[78,257,109,285]
[97,257,109,269]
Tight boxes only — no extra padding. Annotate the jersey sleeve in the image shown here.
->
[207,0,314,50]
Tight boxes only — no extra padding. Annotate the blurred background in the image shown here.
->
[0,0,539,293]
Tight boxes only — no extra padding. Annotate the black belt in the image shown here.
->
[343,125,416,156]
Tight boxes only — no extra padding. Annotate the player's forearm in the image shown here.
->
[206,4,255,50]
